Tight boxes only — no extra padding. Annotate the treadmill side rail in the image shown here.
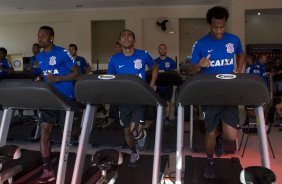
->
[56,110,74,184]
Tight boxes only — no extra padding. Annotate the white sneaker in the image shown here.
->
[137,129,147,151]
[128,152,139,167]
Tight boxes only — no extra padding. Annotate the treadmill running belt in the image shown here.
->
[116,153,168,184]
[185,156,242,184]
[13,150,58,184]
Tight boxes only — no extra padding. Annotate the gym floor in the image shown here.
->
[9,113,282,184]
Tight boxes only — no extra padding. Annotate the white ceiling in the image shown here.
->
[0,0,226,14]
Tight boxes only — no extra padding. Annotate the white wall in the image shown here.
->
[179,18,209,62]
[0,21,75,56]
[228,0,282,47]
[1,1,282,70]
[245,14,282,44]
[0,5,210,70]
[142,18,179,60]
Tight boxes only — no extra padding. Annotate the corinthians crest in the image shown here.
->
[226,43,234,54]
[134,59,142,69]
[49,56,57,66]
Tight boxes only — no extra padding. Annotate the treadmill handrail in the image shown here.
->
[177,73,270,106]
[0,79,73,111]
[75,74,166,106]
[146,70,183,86]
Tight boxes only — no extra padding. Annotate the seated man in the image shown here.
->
[245,54,268,85]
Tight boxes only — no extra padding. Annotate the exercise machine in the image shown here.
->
[92,149,123,184]
[0,145,22,184]
[240,166,276,184]
[176,74,271,183]
[0,79,76,184]
[147,70,183,152]
[72,74,168,184]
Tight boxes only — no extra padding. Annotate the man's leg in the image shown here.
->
[202,106,220,179]
[221,106,239,149]
[130,122,147,150]
[165,101,171,119]
[206,129,217,156]
[164,86,173,125]
[125,125,139,167]
[215,123,223,157]
[222,122,238,143]
[204,129,217,179]
[38,122,55,183]
[38,111,57,183]
[124,127,136,151]
[40,122,53,163]
[119,106,139,167]
[130,106,147,151]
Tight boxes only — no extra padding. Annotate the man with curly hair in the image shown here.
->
[190,6,245,178]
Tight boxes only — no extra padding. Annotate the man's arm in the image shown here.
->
[190,54,211,73]
[85,65,91,74]
[190,41,211,72]
[0,66,13,74]
[150,64,159,88]
[107,57,116,74]
[46,65,80,83]
[83,58,91,74]
[234,52,245,73]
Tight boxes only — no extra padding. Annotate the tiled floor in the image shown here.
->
[8,118,282,183]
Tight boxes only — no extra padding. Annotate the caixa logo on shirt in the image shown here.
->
[64,49,75,63]
[210,58,234,67]
[43,69,59,76]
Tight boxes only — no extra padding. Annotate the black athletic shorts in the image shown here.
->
[118,105,145,128]
[39,110,66,128]
[156,86,173,102]
[202,105,240,132]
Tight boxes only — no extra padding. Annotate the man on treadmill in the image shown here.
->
[155,44,177,125]
[108,29,158,167]
[190,6,244,178]
[36,26,80,183]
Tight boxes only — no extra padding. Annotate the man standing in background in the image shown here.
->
[69,43,91,75]
[155,44,177,125]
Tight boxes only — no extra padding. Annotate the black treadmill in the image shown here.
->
[175,74,271,183]
[146,70,183,151]
[90,70,183,150]
[5,72,40,141]
[0,79,80,184]
[71,74,168,184]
